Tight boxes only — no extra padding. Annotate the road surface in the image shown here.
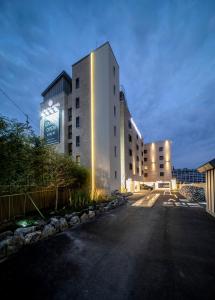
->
[1,192,215,300]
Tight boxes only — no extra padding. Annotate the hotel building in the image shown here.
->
[143,141,175,189]
[40,42,173,194]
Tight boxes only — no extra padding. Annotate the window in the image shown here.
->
[136,134,139,140]
[76,136,80,147]
[141,151,143,156]
[68,143,72,155]
[68,108,72,122]
[114,105,116,116]
[136,144,139,151]
[114,146,117,157]
[160,172,164,176]
[128,134,132,142]
[75,78,79,89]
[128,120,132,129]
[159,147,163,152]
[160,164,164,168]
[144,149,147,154]
[144,173,148,177]
[142,170,144,175]
[76,155,80,165]
[137,167,139,174]
[159,156,164,160]
[141,161,143,166]
[114,126,116,137]
[68,125,72,139]
[76,97,80,109]
[76,116,80,128]
[144,157,147,162]
[113,66,115,77]
[129,149,132,156]
[115,171,117,179]
[141,142,143,147]
[113,85,116,95]
[129,163,132,170]
[137,155,139,161]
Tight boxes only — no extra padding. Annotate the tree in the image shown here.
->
[0,116,90,201]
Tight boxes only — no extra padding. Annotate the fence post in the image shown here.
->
[8,196,10,220]
[55,186,58,211]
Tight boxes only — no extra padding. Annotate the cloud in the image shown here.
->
[0,0,215,167]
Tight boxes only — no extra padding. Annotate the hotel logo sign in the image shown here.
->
[44,111,60,144]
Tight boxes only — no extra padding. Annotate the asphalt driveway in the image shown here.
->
[1,192,215,300]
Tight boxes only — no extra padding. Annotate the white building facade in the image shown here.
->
[40,42,173,194]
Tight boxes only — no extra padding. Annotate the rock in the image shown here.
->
[104,206,109,212]
[65,213,77,221]
[180,185,205,202]
[0,231,13,242]
[24,231,41,245]
[49,217,61,232]
[68,216,80,227]
[5,235,24,256]
[35,219,47,229]
[59,218,68,231]
[14,226,37,237]
[41,224,56,239]
[80,213,88,223]
[88,210,95,219]
[0,240,7,259]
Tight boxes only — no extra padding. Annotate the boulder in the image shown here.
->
[24,231,41,245]
[0,231,13,242]
[5,235,24,256]
[14,226,37,237]
[0,240,7,259]
[180,185,205,202]
[80,213,88,223]
[68,216,80,227]
[65,213,77,221]
[59,218,68,231]
[49,217,61,232]
[35,219,47,229]
[41,224,56,239]
[88,210,95,219]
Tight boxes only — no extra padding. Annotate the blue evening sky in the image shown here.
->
[0,0,215,168]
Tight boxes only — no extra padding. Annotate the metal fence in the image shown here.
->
[0,187,70,224]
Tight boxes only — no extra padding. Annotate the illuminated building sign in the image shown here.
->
[44,110,60,144]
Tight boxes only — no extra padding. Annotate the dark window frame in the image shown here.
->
[75,78,80,89]
[76,136,80,147]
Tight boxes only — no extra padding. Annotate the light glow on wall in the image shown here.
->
[165,140,170,162]
[90,52,95,196]
[130,118,142,138]
[151,142,156,163]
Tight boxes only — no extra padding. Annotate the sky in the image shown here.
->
[0,0,215,168]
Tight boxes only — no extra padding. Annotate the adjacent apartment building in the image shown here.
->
[40,42,173,194]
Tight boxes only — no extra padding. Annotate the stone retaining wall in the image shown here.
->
[0,196,127,261]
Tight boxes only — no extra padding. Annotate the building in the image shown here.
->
[143,141,174,189]
[40,42,173,194]
[172,168,205,184]
[197,159,215,217]
[120,90,145,192]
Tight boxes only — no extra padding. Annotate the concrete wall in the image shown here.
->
[120,93,144,192]
[144,140,172,183]
[206,168,215,216]
[72,56,91,168]
[70,43,121,194]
